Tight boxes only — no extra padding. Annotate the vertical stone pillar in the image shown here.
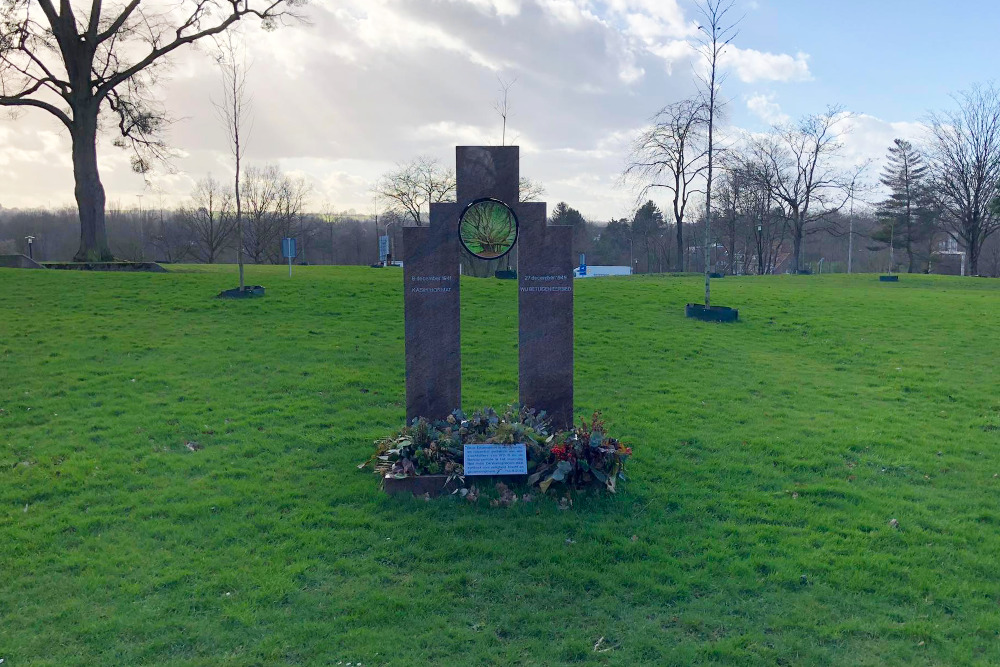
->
[403,203,461,422]
[516,202,574,428]
[456,146,520,204]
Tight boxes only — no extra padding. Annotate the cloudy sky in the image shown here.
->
[2,0,998,219]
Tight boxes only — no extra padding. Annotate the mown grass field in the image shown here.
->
[1,265,999,666]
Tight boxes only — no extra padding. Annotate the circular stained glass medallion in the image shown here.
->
[458,198,518,260]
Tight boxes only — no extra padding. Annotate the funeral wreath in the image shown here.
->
[360,405,632,494]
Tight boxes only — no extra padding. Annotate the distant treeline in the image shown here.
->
[2,198,997,276]
[0,205,385,266]
[546,200,975,277]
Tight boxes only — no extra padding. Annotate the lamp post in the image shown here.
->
[384,220,398,266]
[756,224,763,275]
[25,235,35,260]
[847,180,856,274]
[136,193,144,261]
[373,197,380,265]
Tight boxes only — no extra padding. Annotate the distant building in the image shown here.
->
[930,238,966,276]
[573,265,632,278]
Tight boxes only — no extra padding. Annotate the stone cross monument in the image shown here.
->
[403,146,574,428]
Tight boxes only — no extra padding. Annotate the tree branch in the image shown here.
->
[97,0,294,99]
[0,94,72,128]
[96,0,139,44]
[87,0,102,39]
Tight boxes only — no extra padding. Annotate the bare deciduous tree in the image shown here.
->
[927,84,1000,276]
[752,107,854,273]
[519,176,545,202]
[624,96,709,271]
[493,74,516,146]
[150,209,193,264]
[242,164,284,263]
[0,0,303,261]
[181,175,235,264]
[375,157,456,226]
[694,0,739,305]
[719,149,789,275]
[238,164,309,264]
[714,167,746,275]
[268,174,311,263]
[214,32,252,286]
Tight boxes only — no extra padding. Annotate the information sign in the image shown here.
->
[463,443,528,476]
[379,235,390,262]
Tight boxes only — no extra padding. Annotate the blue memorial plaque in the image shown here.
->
[281,237,296,259]
[463,443,528,476]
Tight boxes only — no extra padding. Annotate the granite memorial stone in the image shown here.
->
[517,200,573,428]
[403,145,574,428]
[403,204,461,422]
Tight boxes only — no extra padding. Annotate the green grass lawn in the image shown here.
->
[2,266,999,666]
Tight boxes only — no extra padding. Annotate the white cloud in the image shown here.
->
[721,48,811,83]
[648,39,697,73]
[620,4,694,44]
[415,121,491,146]
[618,61,646,84]
[746,93,790,125]
[835,113,927,169]
[348,1,508,71]
[0,0,829,221]
[460,0,524,17]
[535,0,598,26]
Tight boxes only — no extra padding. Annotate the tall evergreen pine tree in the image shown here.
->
[874,139,936,273]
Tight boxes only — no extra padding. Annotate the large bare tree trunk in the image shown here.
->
[969,241,980,275]
[71,108,113,261]
[675,218,684,271]
[792,225,803,273]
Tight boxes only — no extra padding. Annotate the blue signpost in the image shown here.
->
[379,235,389,264]
[579,253,587,277]
[281,237,296,277]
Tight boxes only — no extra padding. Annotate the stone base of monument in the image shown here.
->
[382,474,463,497]
[685,303,739,322]
[709,272,724,279]
[0,254,45,269]
[44,261,167,272]
[495,269,517,279]
[879,275,899,282]
[218,285,266,299]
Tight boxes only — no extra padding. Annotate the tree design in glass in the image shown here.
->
[459,198,519,260]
